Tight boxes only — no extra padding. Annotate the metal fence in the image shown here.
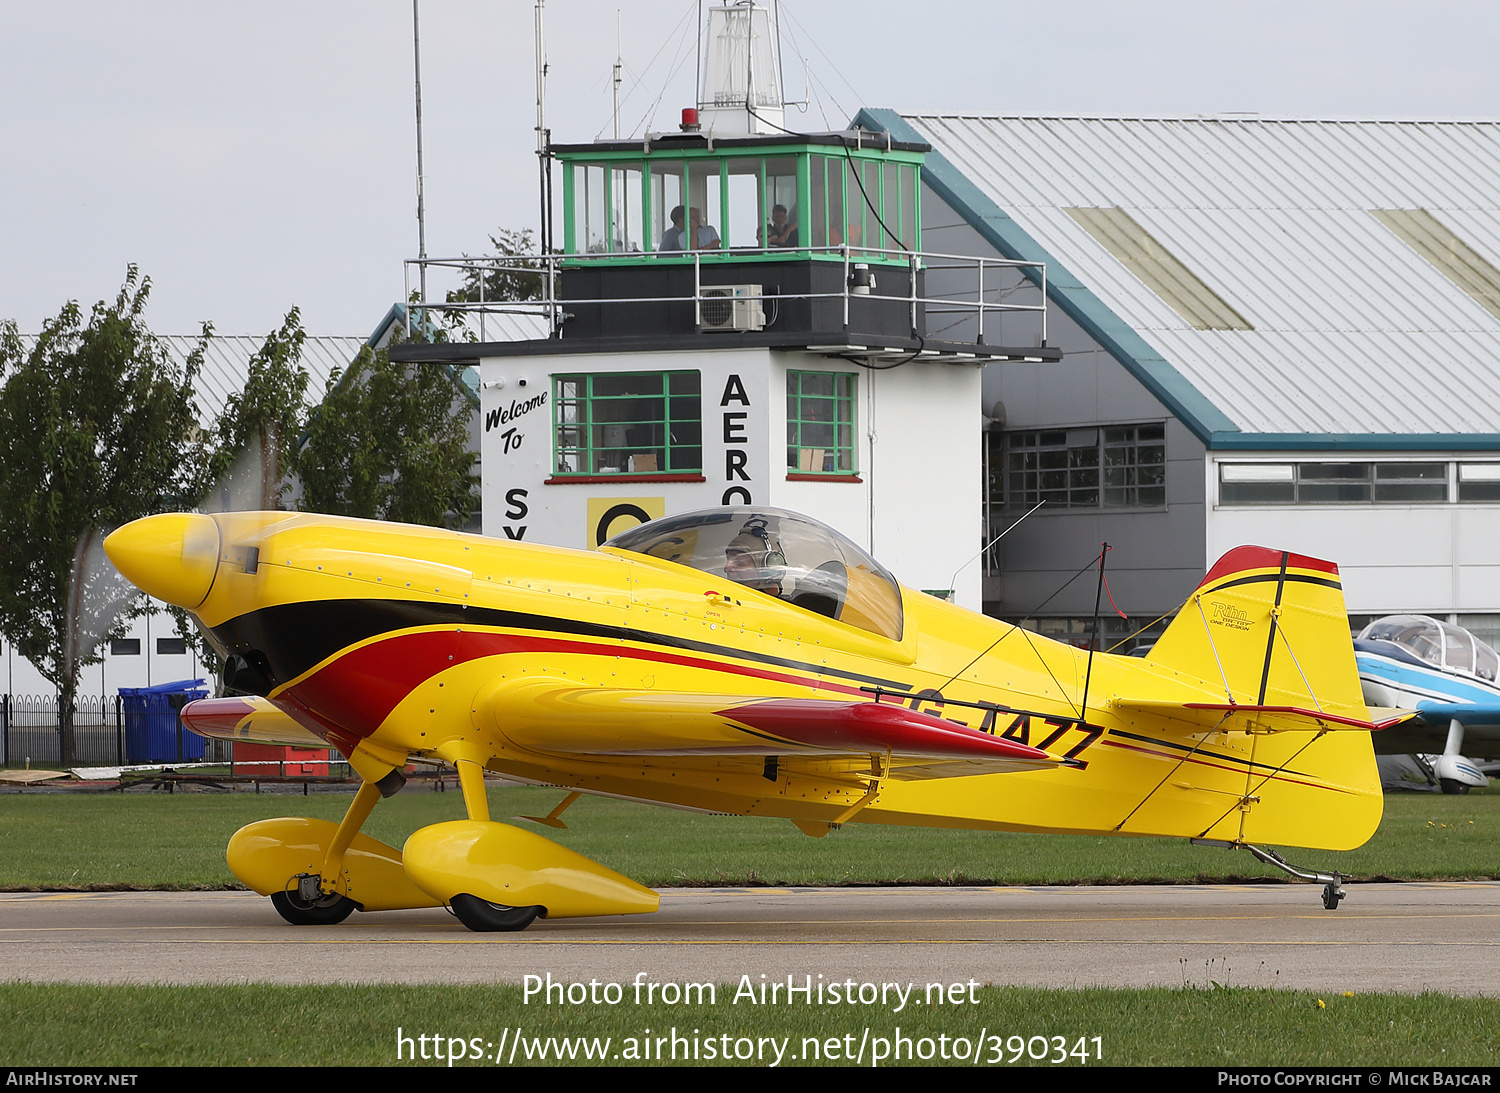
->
[0,694,231,768]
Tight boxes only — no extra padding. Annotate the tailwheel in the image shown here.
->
[449,893,542,933]
[270,888,357,926]
[1321,882,1346,911]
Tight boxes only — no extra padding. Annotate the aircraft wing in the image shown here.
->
[1410,703,1500,731]
[180,696,328,749]
[1368,702,1500,759]
[488,683,1068,780]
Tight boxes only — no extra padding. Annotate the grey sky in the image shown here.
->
[4,1,1497,337]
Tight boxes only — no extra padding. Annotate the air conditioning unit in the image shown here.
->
[700,284,765,332]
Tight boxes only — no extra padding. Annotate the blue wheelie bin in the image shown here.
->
[119,679,209,763]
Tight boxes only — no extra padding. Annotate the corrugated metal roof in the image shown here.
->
[14,303,549,425]
[893,113,1500,442]
[14,332,362,424]
[172,334,364,421]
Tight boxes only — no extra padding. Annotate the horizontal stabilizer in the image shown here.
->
[181,696,327,748]
[1112,698,1413,734]
[487,683,1065,779]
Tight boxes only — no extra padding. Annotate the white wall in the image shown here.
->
[478,346,986,610]
[480,347,778,549]
[4,607,205,698]
[1206,454,1500,615]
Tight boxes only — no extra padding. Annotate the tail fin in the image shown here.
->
[1120,546,1382,850]
[1147,545,1366,717]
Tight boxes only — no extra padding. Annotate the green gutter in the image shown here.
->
[1210,432,1500,451]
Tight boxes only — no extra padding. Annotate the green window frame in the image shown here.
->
[558,145,921,263]
[553,371,702,476]
[787,371,857,474]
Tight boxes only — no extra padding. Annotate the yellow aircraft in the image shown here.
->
[103,505,1403,930]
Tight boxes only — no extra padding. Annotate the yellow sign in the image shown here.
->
[587,496,665,546]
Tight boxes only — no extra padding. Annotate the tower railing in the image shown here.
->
[401,246,1048,347]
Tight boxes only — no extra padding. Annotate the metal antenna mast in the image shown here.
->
[612,11,623,139]
[412,0,427,309]
[535,1,552,256]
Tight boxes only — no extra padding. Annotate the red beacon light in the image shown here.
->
[680,107,701,132]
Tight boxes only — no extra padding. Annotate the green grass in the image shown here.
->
[3,792,1495,1069]
[0,783,1493,890]
[0,982,1494,1066]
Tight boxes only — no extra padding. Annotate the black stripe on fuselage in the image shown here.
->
[207,598,917,694]
[1106,727,1310,777]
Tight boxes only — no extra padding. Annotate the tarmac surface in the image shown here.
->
[4,882,1498,994]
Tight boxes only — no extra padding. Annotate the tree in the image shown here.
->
[450,227,546,305]
[205,308,309,512]
[0,268,212,762]
[296,346,477,530]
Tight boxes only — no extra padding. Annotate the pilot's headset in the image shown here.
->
[728,516,787,586]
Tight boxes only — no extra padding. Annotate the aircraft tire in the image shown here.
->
[270,890,357,926]
[1439,778,1471,795]
[449,894,542,932]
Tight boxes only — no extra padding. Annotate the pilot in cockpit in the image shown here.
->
[723,516,786,598]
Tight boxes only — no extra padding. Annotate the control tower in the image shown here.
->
[392,2,1059,608]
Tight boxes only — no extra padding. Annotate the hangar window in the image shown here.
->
[1459,463,1500,502]
[1103,424,1166,506]
[1219,462,1448,504]
[787,371,856,475]
[1373,463,1448,502]
[552,371,702,477]
[1002,424,1164,509]
[1219,462,1295,504]
[110,639,141,656]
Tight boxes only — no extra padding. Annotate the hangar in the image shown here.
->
[853,110,1500,650]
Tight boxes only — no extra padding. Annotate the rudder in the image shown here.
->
[1147,545,1366,717]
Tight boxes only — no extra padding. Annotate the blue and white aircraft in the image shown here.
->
[1356,615,1500,794]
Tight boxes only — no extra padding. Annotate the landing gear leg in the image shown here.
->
[1194,839,1348,910]
[455,759,491,823]
[445,758,543,932]
[320,779,384,885]
[271,780,385,926]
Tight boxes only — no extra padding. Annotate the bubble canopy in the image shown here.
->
[1358,614,1499,682]
[603,507,904,641]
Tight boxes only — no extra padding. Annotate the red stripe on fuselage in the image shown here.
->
[279,626,870,740]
